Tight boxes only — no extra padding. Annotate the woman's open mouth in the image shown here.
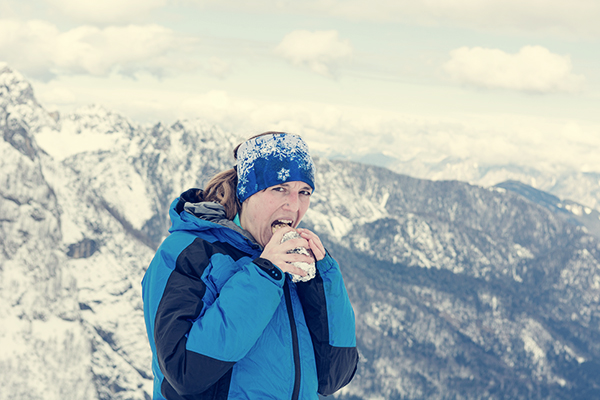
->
[271,219,293,233]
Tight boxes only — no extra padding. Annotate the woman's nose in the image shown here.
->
[283,193,300,211]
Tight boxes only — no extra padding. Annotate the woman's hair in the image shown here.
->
[203,131,286,219]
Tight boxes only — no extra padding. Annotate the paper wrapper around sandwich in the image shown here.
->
[279,230,316,283]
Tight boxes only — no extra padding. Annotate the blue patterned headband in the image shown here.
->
[236,133,315,203]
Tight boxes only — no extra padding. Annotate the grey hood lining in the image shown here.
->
[183,201,261,248]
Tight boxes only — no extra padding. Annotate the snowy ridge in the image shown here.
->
[0,63,57,137]
[2,64,600,399]
[307,157,392,239]
[35,104,137,161]
[386,156,600,214]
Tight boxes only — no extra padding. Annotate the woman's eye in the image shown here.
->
[300,190,312,196]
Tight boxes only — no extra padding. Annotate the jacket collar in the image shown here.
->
[168,189,261,251]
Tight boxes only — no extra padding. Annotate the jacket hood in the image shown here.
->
[168,188,261,252]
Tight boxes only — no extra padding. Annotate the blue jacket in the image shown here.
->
[142,189,358,399]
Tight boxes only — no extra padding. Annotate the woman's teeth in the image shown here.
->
[271,220,293,233]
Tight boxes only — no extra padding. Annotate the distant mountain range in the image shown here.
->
[339,151,600,216]
[2,63,600,400]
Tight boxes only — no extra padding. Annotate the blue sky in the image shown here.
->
[1,0,599,171]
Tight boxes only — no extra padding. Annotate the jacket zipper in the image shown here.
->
[283,281,301,400]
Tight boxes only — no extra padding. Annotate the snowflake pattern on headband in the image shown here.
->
[277,168,290,181]
[236,133,315,203]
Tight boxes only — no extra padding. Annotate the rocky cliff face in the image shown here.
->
[1,64,97,399]
[1,65,153,400]
[1,64,599,399]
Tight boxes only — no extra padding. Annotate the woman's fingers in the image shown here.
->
[296,228,326,261]
[261,227,309,272]
[261,227,326,273]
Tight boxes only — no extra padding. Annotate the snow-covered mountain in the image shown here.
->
[1,63,154,400]
[2,64,600,399]
[308,162,600,399]
[384,155,600,215]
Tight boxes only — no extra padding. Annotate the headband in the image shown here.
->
[236,133,315,203]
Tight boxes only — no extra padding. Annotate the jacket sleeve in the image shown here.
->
[296,253,359,396]
[146,237,284,397]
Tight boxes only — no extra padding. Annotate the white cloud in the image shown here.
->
[36,85,77,106]
[0,20,201,80]
[443,46,585,93]
[29,72,600,174]
[171,90,599,171]
[274,30,353,77]
[206,56,232,79]
[43,0,168,24]
[189,0,600,37]
[173,91,600,173]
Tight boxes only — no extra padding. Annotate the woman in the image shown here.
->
[142,132,358,399]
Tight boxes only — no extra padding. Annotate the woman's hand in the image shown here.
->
[296,228,326,261]
[260,227,315,276]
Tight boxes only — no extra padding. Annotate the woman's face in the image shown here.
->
[240,181,313,247]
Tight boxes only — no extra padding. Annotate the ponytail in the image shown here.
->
[203,168,240,220]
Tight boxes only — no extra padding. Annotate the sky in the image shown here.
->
[1,0,599,171]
